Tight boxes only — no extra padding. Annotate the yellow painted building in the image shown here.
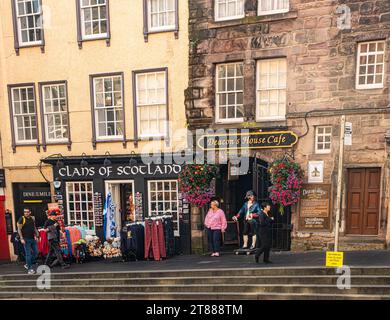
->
[0,0,189,260]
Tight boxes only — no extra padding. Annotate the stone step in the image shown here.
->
[1,284,390,295]
[1,275,390,286]
[0,291,389,300]
[2,266,390,281]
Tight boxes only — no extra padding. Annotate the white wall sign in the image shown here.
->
[344,122,352,146]
[308,161,324,183]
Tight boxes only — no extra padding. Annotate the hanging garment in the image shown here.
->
[38,229,49,256]
[144,220,161,260]
[103,193,117,240]
[65,229,72,257]
[122,224,145,260]
[76,226,87,239]
[11,232,25,261]
[134,224,145,260]
[67,227,82,255]
[157,220,167,259]
[163,218,175,257]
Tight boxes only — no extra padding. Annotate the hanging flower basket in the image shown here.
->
[178,164,218,207]
[268,158,304,214]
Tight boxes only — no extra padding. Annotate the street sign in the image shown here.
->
[326,251,344,267]
[344,122,352,146]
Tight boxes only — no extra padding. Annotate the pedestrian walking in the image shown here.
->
[44,211,70,269]
[204,200,227,257]
[255,202,274,264]
[17,208,39,274]
[233,190,260,249]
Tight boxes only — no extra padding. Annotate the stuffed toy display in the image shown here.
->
[85,235,103,257]
[102,237,122,259]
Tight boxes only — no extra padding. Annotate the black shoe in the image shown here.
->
[49,259,59,268]
[255,256,259,263]
[264,260,273,264]
[61,264,70,269]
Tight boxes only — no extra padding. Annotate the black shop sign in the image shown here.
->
[55,163,183,180]
[197,130,298,151]
[0,169,5,187]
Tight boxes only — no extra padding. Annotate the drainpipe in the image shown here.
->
[385,133,390,248]
[334,115,346,252]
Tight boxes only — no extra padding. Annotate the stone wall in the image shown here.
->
[186,0,390,250]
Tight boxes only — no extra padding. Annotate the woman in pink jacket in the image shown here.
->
[204,200,227,257]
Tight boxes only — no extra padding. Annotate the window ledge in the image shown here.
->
[144,28,179,42]
[208,10,298,30]
[12,143,40,153]
[78,36,111,49]
[15,43,45,55]
[42,141,72,152]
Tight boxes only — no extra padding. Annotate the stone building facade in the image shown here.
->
[0,0,190,260]
[185,0,390,251]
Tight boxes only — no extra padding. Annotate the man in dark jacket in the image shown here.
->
[44,211,69,269]
[255,202,274,264]
[17,208,39,274]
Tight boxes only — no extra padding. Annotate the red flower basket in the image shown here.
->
[268,158,304,214]
[178,164,218,207]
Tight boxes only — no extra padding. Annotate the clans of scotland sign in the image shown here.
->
[197,130,298,151]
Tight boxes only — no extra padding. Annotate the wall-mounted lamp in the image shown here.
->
[80,153,88,167]
[53,178,62,189]
[103,151,112,166]
[129,151,137,166]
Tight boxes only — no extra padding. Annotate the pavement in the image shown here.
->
[0,250,389,275]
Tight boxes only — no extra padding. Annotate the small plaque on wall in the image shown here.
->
[299,184,331,230]
[308,161,324,183]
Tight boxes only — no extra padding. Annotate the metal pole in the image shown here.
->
[334,115,346,252]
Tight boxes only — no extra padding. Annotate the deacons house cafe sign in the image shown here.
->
[197,130,298,151]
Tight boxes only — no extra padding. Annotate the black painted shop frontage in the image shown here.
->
[42,155,191,255]
[197,129,298,252]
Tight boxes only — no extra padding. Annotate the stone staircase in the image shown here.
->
[1,267,390,300]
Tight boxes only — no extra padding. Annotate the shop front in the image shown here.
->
[12,183,52,228]
[42,155,191,255]
[196,129,299,252]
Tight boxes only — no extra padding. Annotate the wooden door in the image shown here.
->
[346,168,380,235]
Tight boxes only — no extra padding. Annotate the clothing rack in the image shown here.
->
[126,221,144,227]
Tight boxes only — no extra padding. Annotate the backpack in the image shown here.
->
[21,216,35,227]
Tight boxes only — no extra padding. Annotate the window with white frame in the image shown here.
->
[315,126,332,154]
[148,180,179,236]
[93,75,124,140]
[216,62,244,123]
[148,0,176,32]
[256,58,287,121]
[15,0,43,46]
[215,0,245,21]
[135,70,167,138]
[356,41,385,89]
[80,0,108,39]
[66,182,95,230]
[258,0,289,15]
[11,86,38,144]
[42,83,69,143]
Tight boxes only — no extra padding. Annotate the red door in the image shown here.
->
[346,168,381,235]
[0,196,10,261]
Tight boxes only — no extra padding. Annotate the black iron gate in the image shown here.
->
[252,158,292,251]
